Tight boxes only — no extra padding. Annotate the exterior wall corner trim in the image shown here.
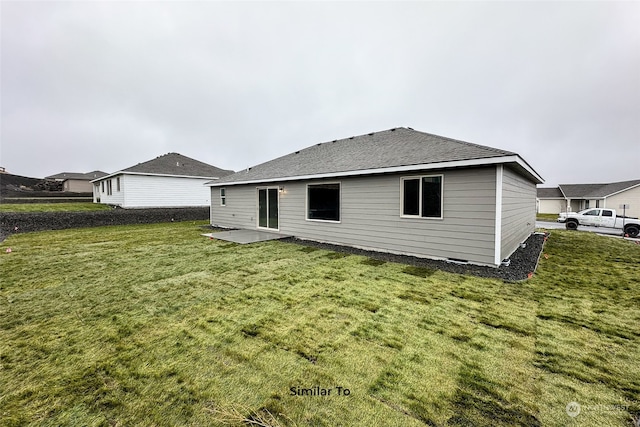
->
[494,164,504,266]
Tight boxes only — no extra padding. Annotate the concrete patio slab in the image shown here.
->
[202,229,289,244]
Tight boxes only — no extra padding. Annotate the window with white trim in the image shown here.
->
[401,175,443,218]
[220,188,226,206]
[307,183,340,222]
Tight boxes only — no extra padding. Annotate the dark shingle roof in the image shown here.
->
[558,184,603,198]
[537,187,564,198]
[559,179,640,198]
[121,153,233,178]
[212,127,528,185]
[46,171,108,180]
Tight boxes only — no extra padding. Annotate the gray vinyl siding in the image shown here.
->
[212,167,499,266]
[210,186,257,228]
[500,166,537,261]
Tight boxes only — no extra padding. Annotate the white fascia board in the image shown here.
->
[557,186,568,199]
[90,172,122,183]
[562,195,606,201]
[208,155,544,187]
[91,171,220,183]
[514,156,545,184]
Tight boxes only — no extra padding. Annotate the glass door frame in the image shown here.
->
[256,186,280,231]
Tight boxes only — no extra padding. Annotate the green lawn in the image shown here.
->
[0,202,111,212]
[1,222,639,426]
[536,213,559,222]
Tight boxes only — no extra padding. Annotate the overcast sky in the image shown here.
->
[1,1,638,187]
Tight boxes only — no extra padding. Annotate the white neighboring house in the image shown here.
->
[92,153,233,208]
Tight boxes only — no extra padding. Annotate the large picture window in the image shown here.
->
[401,175,443,218]
[307,183,340,222]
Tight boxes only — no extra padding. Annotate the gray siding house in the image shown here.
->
[208,128,543,267]
[45,171,108,192]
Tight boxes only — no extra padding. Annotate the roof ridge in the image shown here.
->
[210,126,541,186]
[559,179,640,186]
[117,152,233,177]
[310,127,513,156]
[404,128,515,155]
[558,179,640,198]
[559,182,607,187]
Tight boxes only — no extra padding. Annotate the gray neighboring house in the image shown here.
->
[45,171,108,192]
[93,153,234,208]
[537,180,640,218]
[207,127,544,267]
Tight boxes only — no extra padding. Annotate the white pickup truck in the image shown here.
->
[557,208,640,237]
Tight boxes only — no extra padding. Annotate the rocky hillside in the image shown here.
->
[0,173,90,201]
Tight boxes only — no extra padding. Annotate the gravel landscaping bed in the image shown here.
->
[0,207,209,242]
[280,232,547,282]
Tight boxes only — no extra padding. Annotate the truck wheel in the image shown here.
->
[566,221,578,231]
[625,225,639,238]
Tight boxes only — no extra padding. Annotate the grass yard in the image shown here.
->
[1,222,639,426]
[536,213,559,222]
[0,202,111,213]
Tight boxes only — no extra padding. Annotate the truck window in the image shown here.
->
[602,210,613,217]
[584,210,599,216]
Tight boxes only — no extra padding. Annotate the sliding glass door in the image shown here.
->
[257,187,279,230]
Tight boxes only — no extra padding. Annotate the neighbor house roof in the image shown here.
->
[537,179,640,200]
[559,179,640,199]
[537,187,565,199]
[93,153,234,182]
[208,127,543,186]
[46,171,108,181]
